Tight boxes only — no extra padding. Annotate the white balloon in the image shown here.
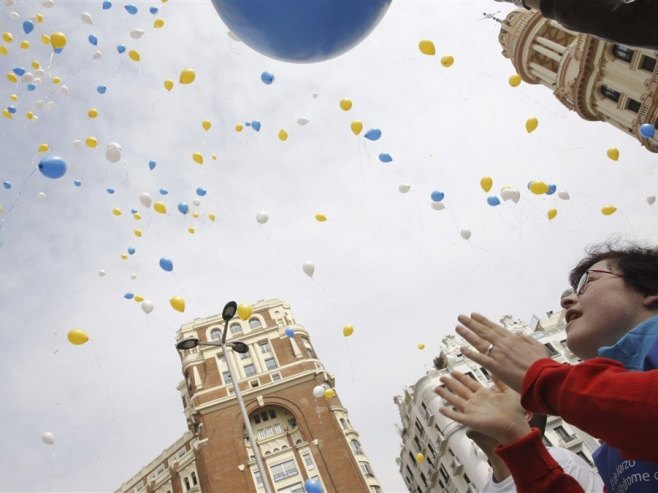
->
[192,198,201,207]
[141,300,154,314]
[31,115,39,121]
[460,228,471,240]
[647,195,656,205]
[139,193,152,208]
[557,191,570,200]
[46,101,56,110]
[21,72,34,83]
[41,432,55,445]
[80,12,93,24]
[297,116,310,126]
[92,50,103,60]
[312,385,325,398]
[9,10,19,19]
[256,211,269,224]
[98,269,106,277]
[312,93,319,98]
[130,273,137,280]
[42,0,54,7]
[71,139,82,148]
[59,85,69,95]
[302,261,315,277]
[130,29,145,39]
[35,68,45,77]
[500,187,521,204]
[32,77,42,85]
[37,191,46,199]
[431,202,445,211]
[105,143,122,163]
[398,183,411,193]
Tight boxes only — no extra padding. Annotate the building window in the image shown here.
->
[626,98,642,113]
[210,329,221,341]
[264,357,277,370]
[542,435,552,446]
[280,483,305,493]
[439,464,450,482]
[183,477,190,491]
[414,418,424,436]
[288,418,297,429]
[190,472,197,486]
[351,439,363,454]
[340,418,348,430]
[544,343,559,356]
[413,435,422,452]
[271,372,281,381]
[612,44,634,62]
[253,469,263,486]
[370,487,382,493]
[230,323,243,335]
[554,425,574,441]
[640,55,656,72]
[259,341,272,353]
[601,85,621,102]
[222,371,232,384]
[303,452,315,469]
[269,409,276,419]
[360,462,375,478]
[270,459,298,482]
[577,450,593,466]
[240,349,251,360]
[301,337,316,359]
[249,318,263,329]
[244,364,256,376]
[420,472,428,486]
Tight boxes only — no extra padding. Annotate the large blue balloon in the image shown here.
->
[211,0,391,63]
[304,478,323,493]
[38,156,67,179]
[159,257,174,272]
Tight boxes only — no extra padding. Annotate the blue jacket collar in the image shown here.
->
[597,315,658,371]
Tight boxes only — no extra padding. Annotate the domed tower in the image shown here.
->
[499,9,658,152]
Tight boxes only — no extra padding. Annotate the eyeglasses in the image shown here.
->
[575,269,623,295]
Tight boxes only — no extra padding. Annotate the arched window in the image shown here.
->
[249,318,262,329]
[350,439,363,454]
[612,44,634,62]
[191,471,197,486]
[340,418,348,430]
[230,323,243,335]
[601,85,620,103]
[183,477,190,491]
[210,329,221,341]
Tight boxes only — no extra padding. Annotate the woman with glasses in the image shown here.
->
[436,242,658,493]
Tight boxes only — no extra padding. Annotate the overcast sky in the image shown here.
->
[0,1,657,492]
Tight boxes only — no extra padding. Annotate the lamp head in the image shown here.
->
[229,341,249,354]
[176,337,200,350]
[222,301,238,322]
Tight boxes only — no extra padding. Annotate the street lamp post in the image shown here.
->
[176,301,273,493]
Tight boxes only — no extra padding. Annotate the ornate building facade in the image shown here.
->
[499,9,658,152]
[395,309,601,493]
[116,298,381,493]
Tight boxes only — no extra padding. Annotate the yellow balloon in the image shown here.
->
[20,40,29,50]
[601,205,617,216]
[52,76,61,84]
[509,74,522,87]
[192,152,203,164]
[235,124,244,132]
[324,388,336,399]
[121,253,128,260]
[440,55,454,67]
[418,39,435,56]
[6,73,17,83]
[187,227,195,234]
[211,154,217,160]
[192,211,200,218]
[339,98,352,111]
[134,229,142,237]
[350,120,363,135]
[529,181,549,195]
[88,108,98,118]
[547,208,557,220]
[40,34,50,45]
[315,213,327,222]
[179,68,196,84]
[164,79,174,91]
[112,208,122,216]
[50,32,67,49]
[208,212,216,221]
[416,453,424,463]
[128,50,140,62]
[154,18,165,28]
[278,129,288,141]
[86,136,98,148]
[134,295,144,302]
[202,119,212,131]
[607,147,620,161]
[480,176,493,193]
[153,201,167,214]
[133,212,142,220]
[2,109,13,119]
[67,329,89,345]
[26,112,34,120]
[0,46,7,56]
[525,117,539,133]
[38,143,49,152]
[342,325,354,337]
[32,60,40,69]
[237,303,253,320]
[35,13,44,23]
[418,343,425,350]
[9,94,17,101]
[2,32,13,43]
[170,296,186,312]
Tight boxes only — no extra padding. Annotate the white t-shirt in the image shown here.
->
[480,447,605,493]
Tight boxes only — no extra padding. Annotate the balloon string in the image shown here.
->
[149,313,177,333]
[92,345,117,424]
[172,272,188,297]
[0,168,36,233]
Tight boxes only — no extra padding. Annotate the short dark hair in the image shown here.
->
[569,241,658,296]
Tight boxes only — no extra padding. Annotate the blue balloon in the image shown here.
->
[27,83,36,91]
[128,247,136,255]
[378,153,393,163]
[304,478,323,493]
[102,0,112,9]
[38,156,67,179]
[74,180,82,187]
[106,188,115,194]
[3,181,12,190]
[487,196,501,206]
[117,44,126,54]
[251,120,262,132]
[148,160,156,170]
[210,0,391,63]
[124,292,134,300]
[53,47,63,54]
[130,208,138,214]
[159,188,168,195]
[177,202,189,214]
[159,257,174,272]
[22,20,34,35]
[125,4,138,14]
[88,35,98,46]
[430,191,444,202]
[285,327,294,337]
[196,187,207,196]
[364,128,382,141]
[261,71,275,84]
[546,184,557,195]
[149,6,159,14]
[640,123,656,139]
[97,85,107,94]
[245,121,252,127]
[7,106,16,114]
[13,67,26,76]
